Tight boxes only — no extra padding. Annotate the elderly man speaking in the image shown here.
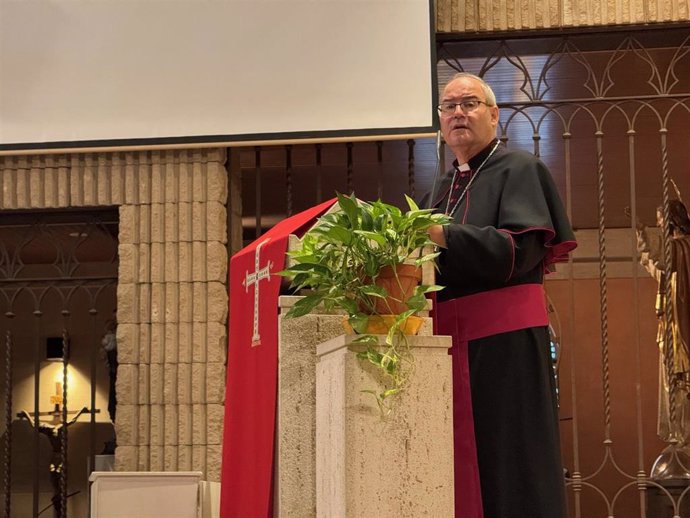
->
[425,73,577,518]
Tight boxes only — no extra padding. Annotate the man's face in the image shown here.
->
[439,77,499,156]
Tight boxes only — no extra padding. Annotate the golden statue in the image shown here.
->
[636,200,690,448]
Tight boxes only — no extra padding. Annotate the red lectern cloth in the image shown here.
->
[220,199,336,518]
[435,283,548,518]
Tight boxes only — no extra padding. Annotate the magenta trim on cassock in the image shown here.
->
[436,283,549,518]
[499,226,577,268]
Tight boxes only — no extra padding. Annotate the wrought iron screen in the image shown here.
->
[0,209,118,518]
[436,26,690,517]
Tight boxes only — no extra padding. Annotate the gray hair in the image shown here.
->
[446,72,497,107]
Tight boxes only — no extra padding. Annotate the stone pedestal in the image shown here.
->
[275,296,433,517]
[315,334,454,518]
[275,234,439,516]
[275,297,347,518]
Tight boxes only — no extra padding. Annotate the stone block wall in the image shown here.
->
[0,148,239,481]
[436,0,689,32]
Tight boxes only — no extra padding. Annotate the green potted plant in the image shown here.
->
[279,193,450,412]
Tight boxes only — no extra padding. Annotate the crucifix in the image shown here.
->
[17,406,98,518]
[242,238,273,347]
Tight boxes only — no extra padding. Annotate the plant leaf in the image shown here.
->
[414,252,441,265]
[352,334,378,344]
[349,314,369,334]
[357,347,384,366]
[326,226,353,244]
[360,210,373,231]
[282,262,331,275]
[397,309,416,321]
[360,285,387,298]
[336,192,360,226]
[382,388,401,399]
[404,194,419,212]
[285,293,324,318]
[405,292,427,311]
[415,284,444,294]
[354,230,387,246]
[381,351,398,375]
[338,297,358,316]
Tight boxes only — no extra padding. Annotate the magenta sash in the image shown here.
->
[436,283,549,518]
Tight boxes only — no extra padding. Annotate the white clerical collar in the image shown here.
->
[457,162,471,172]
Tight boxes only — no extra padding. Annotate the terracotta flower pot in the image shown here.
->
[370,263,422,315]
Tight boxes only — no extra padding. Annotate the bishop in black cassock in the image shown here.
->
[426,73,577,518]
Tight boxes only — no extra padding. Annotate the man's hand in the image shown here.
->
[428,224,447,248]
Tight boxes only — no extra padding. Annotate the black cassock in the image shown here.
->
[425,140,577,518]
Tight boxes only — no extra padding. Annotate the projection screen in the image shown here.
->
[0,0,436,152]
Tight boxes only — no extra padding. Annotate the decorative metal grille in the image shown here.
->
[0,209,118,518]
[437,26,690,517]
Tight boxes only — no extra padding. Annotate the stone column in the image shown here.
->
[275,297,347,518]
[115,150,229,481]
[315,334,454,518]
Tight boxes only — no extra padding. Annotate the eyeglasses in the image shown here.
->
[437,100,489,116]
